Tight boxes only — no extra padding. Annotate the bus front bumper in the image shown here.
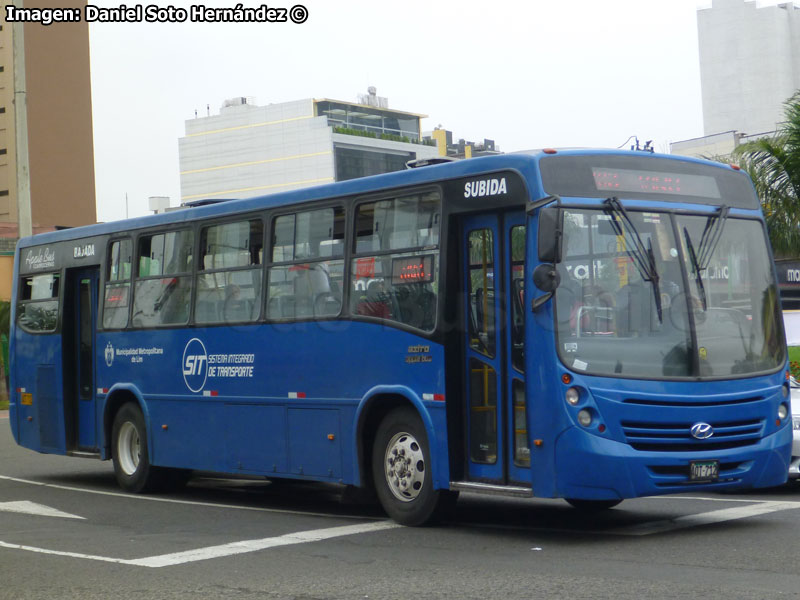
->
[553,424,792,501]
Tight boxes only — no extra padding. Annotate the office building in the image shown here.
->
[423,128,501,159]
[672,0,800,157]
[0,1,97,298]
[179,88,440,204]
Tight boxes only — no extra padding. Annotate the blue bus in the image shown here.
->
[9,150,792,525]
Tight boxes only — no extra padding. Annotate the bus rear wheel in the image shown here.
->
[112,402,170,493]
[372,407,454,526]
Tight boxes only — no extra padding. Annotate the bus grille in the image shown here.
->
[622,396,763,408]
[621,419,764,452]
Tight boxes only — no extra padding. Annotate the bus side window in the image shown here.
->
[132,230,193,328]
[195,219,264,324]
[18,272,60,333]
[267,207,345,320]
[350,191,441,331]
[103,239,132,329]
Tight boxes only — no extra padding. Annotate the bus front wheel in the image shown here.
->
[111,402,165,493]
[372,407,454,526]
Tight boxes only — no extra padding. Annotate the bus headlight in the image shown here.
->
[577,409,592,427]
[778,403,789,421]
[565,387,580,406]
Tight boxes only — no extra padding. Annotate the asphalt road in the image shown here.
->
[2,413,800,600]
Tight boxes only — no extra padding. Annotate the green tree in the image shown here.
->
[0,300,9,339]
[732,92,800,256]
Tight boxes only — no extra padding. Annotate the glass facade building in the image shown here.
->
[316,100,422,142]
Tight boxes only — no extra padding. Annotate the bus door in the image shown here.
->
[66,267,100,450]
[461,212,530,485]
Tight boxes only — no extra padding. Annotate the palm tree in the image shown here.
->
[732,92,800,257]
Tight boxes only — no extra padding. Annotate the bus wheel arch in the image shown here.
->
[104,390,190,493]
[357,393,413,498]
[103,389,145,460]
[369,405,455,525]
[110,400,161,493]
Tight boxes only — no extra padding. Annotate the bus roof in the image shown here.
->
[17,149,738,249]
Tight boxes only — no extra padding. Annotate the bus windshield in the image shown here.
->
[554,208,784,379]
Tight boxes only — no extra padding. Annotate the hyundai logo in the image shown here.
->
[690,422,714,440]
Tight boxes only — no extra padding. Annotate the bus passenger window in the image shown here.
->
[18,272,60,332]
[510,225,525,372]
[467,229,495,356]
[132,230,193,328]
[196,219,263,324]
[103,239,132,329]
[267,207,344,320]
[350,191,440,331]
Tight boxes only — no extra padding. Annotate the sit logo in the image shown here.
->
[182,338,208,393]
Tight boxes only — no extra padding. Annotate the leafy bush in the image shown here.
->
[788,346,800,379]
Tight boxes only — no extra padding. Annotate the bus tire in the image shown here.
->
[111,402,164,493]
[565,498,622,511]
[372,408,450,526]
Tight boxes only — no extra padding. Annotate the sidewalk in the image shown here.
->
[0,410,8,419]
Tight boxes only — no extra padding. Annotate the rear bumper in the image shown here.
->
[554,424,792,500]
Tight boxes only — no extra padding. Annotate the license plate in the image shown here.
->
[689,460,719,482]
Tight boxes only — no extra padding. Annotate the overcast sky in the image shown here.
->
[86,0,750,222]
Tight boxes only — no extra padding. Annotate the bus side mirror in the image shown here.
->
[533,263,561,293]
[538,207,562,263]
[531,263,560,312]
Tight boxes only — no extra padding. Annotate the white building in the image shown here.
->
[179,91,439,204]
[698,0,800,137]
[672,0,800,158]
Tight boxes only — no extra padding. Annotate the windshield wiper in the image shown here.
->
[683,226,707,311]
[696,205,729,269]
[604,197,663,323]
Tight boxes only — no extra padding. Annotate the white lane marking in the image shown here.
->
[0,501,84,520]
[602,500,800,536]
[128,522,400,568]
[0,474,379,520]
[0,521,399,568]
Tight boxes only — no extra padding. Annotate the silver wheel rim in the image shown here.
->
[384,431,425,502]
[117,421,140,476]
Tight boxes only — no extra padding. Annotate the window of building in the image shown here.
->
[350,191,440,330]
[334,146,413,182]
[103,239,132,329]
[267,207,345,320]
[18,272,60,332]
[0,190,9,197]
[132,230,193,327]
[195,219,263,324]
